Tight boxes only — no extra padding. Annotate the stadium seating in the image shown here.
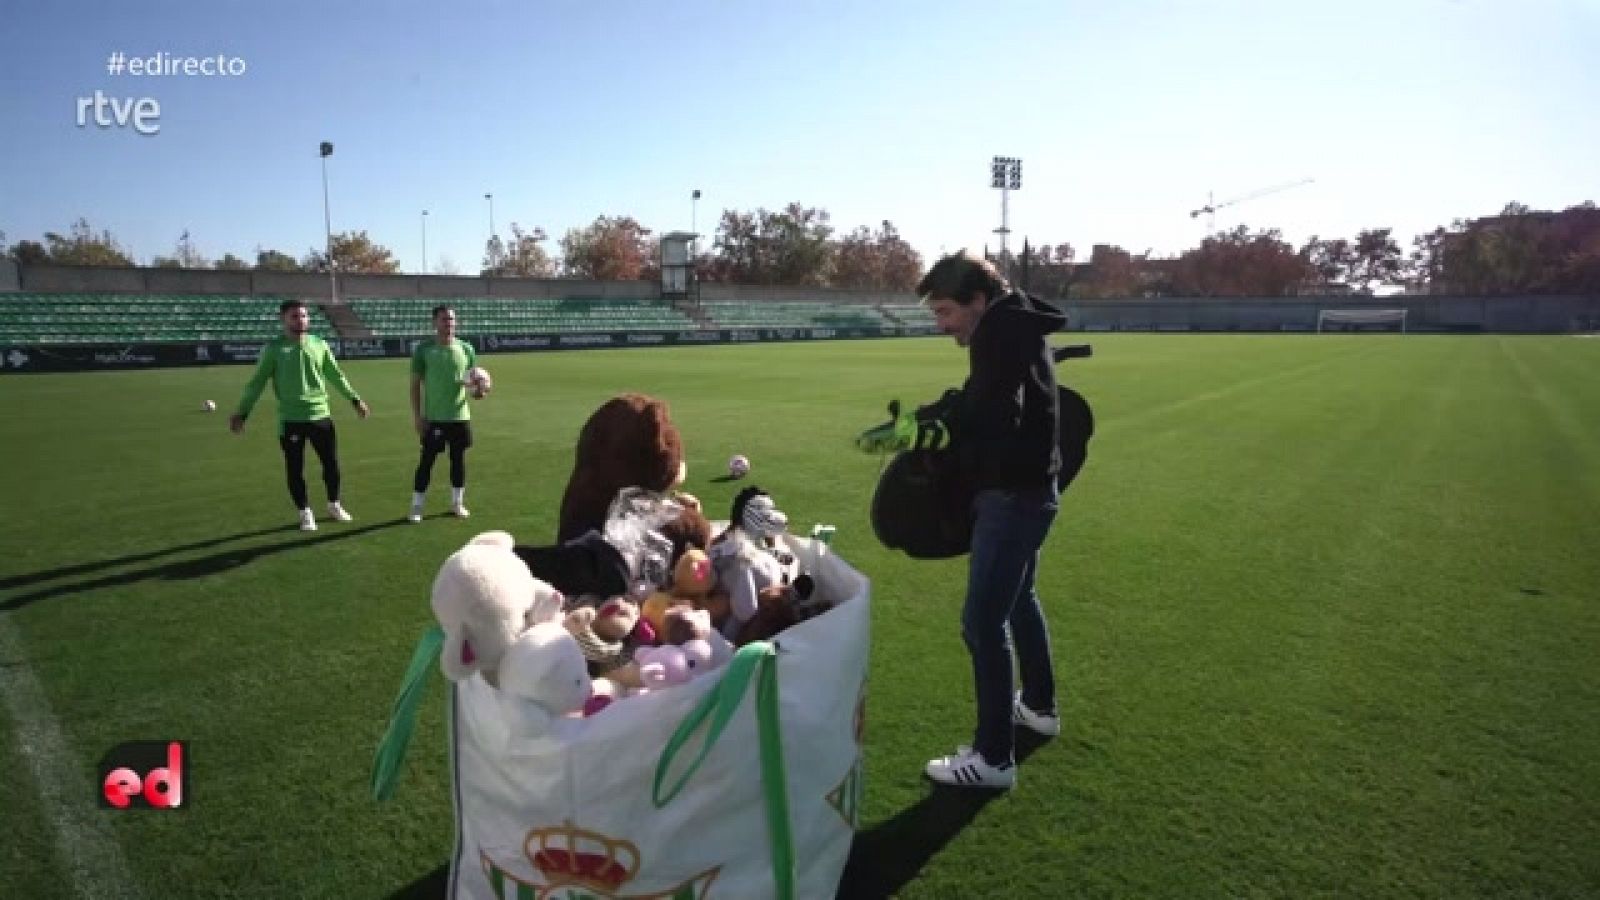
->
[0,293,921,345]
[0,294,334,344]
[878,302,936,328]
[698,301,890,329]
[344,297,696,336]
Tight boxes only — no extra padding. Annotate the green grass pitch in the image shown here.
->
[2,334,1598,898]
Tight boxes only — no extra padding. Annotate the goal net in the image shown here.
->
[1316,308,1408,333]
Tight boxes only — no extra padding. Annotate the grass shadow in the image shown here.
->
[0,519,408,612]
[836,731,1052,899]
[0,524,296,591]
[387,863,449,900]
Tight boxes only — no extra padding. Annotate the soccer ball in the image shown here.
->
[464,366,492,398]
[728,454,751,479]
[203,400,216,412]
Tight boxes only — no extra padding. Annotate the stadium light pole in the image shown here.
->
[421,210,429,275]
[691,189,701,256]
[991,156,1021,280]
[319,141,337,303]
[484,192,497,269]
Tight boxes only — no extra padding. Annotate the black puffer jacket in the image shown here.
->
[954,291,1067,491]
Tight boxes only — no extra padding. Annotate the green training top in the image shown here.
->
[410,337,477,423]
[234,334,362,425]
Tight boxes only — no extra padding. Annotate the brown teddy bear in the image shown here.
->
[661,492,713,568]
[733,584,808,646]
[558,394,692,542]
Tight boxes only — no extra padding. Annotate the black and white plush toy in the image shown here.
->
[709,486,814,639]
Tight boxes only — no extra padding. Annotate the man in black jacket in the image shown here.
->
[919,250,1066,790]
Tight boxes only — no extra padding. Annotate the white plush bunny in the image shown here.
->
[431,531,565,688]
[496,621,593,734]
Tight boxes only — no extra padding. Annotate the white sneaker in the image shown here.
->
[924,745,1015,790]
[327,502,353,522]
[450,504,471,519]
[1015,693,1061,737]
[298,509,317,532]
[408,500,424,523]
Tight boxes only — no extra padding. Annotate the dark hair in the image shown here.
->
[431,304,454,320]
[916,250,1008,306]
[279,300,307,315]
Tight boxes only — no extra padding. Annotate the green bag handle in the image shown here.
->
[370,625,445,802]
[653,642,794,900]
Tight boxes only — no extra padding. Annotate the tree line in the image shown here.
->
[7,200,1597,296]
[1,206,924,293]
[1029,201,1599,298]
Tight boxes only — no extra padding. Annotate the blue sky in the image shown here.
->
[2,0,1596,272]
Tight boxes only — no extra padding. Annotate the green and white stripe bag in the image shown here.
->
[439,532,869,900]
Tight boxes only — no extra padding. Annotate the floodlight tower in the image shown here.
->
[319,141,336,302]
[991,156,1022,277]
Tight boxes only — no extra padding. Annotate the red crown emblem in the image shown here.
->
[525,821,641,892]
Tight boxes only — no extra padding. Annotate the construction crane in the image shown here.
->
[1190,177,1315,233]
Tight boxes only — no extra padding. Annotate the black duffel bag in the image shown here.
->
[870,345,1094,559]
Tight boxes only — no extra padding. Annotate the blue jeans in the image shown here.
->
[963,483,1059,766]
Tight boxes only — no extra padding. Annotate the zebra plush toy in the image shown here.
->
[709,486,816,640]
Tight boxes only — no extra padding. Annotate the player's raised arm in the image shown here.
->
[321,344,370,418]
[231,342,278,433]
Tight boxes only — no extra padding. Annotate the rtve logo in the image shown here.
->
[99,741,186,810]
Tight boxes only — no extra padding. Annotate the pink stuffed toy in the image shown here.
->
[635,644,692,690]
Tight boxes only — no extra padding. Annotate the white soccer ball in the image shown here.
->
[728,454,751,479]
[464,366,492,398]
[203,400,217,412]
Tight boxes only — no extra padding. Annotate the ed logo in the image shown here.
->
[99,741,186,810]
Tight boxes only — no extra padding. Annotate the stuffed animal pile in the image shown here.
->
[426,394,841,725]
[430,517,823,723]
[373,394,848,806]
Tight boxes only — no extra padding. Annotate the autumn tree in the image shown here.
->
[8,239,49,265]
[1072,244,1141,298]
[255,248,303,271]
[832,227,880,290]
[831,220,923,291]
[1347,228,1404,293]
[1018,241,1077,297]
[559,216,653,280]
[41,218,135,266]
[1437,201,1600,294]
[483,223,555,278]
[1545,202,1600,293]
[1300,236,1354,290]
[303,230,401,274]
[1170,226,1308,297]
[712,203,835,286]
[1405,228,1448,292]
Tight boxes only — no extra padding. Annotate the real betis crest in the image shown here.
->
[478,821,720,900]
[826,678,869,829]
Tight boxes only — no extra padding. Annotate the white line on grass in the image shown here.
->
[0,614,142,899]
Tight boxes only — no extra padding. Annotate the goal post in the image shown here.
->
[1316,308,1408,333]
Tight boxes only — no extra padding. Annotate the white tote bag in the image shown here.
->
[445,533,870,900]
